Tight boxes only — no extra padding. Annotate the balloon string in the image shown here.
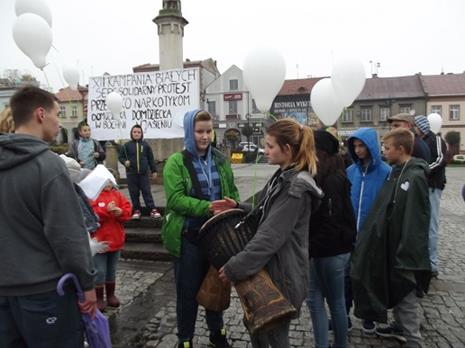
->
[51,63,75,107]
[42,69,51,89]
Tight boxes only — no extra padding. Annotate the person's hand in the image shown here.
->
[107,201,116,212]
[152,172,158,179]
[112,207,122,217]
[218,266,231,286]
[93,152,99,158]
[211,197,238,214]
[78,289,97,319]
[79,161,85,167]
[124,160,130,168]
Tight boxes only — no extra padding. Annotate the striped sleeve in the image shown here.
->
[429,135,444,170]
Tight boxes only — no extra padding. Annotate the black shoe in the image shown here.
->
[178,340,193,348]
[362,319,376,335]
[375,323,407,343]
[209,328,231,348]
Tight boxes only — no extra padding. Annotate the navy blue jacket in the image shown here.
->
[119,128,157,175]
[347,128,391,232]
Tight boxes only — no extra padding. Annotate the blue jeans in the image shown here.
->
[174,237,224,342]
[94,251,120,285]
[127,173,155,212]
[307,253,350,348]
[0,287,83,348]
[429,188,442,273]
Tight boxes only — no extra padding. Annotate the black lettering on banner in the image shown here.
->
[140,119,173,132]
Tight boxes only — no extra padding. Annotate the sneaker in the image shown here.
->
[178,340,193,348]
[362,319,376,335]
[209,328,231,348]
[375,322,407,343]
[150,208,161,219]
[131,210,141,220]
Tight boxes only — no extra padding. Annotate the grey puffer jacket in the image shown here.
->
[223,167,323,316]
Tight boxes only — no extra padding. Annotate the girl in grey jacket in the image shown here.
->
[216,119,323,348]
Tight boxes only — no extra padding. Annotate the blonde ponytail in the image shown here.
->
[266,118,317,176]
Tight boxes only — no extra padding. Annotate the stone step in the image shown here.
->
[121,243,171,262]
[124,216,163,229]
[125,228,162,243]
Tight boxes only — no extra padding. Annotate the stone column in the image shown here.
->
[105,143,120,179]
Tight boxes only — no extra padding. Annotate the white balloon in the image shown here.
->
[63,66,80,90]
[106,92,123,121]
[15,0,52,27]
[12,14,52,69]
[243,47,286,113]
[311,78,345,126]
[427,113,442,134]
[331,56,366,107]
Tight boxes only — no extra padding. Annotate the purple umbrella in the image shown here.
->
[57,273,112,348]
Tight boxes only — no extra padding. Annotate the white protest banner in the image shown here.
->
[87,67,200,140]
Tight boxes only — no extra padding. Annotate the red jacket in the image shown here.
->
[91,189,132,252]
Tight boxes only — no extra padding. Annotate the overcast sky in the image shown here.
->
[1,0,465,91]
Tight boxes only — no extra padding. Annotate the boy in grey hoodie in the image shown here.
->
[0,87,96,348]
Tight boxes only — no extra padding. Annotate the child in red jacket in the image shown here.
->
[91,181,132,310]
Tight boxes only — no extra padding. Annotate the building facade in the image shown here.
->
[420,73,465,150]
[55,87,87,143]
[271,78,323,128]
[337,74,427,138]
[204,64,266,146]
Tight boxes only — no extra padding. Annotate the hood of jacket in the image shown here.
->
[348,128,383,172]
[130,124,144,141]
[390,156,431,179]
[183,109,206,158]
[0,133,49,171]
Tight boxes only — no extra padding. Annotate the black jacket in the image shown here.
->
[413,133,431,162]
[119,139,157,175]
[423,132,447,190]
[309,173,356,258]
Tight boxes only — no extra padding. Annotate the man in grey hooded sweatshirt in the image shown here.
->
[0,86,96,348]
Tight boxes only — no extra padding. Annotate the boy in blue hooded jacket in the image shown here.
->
[346,127,391,333]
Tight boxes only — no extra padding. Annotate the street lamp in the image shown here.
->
[246,113,251,150]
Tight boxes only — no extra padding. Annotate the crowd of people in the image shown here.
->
[0,86,447,348]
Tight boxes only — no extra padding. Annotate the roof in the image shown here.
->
[420,73,465,97]
[277,77,324,96]
[55,87,83,102]
[357,75,425,100]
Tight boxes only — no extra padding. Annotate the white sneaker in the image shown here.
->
[132,210,141,220]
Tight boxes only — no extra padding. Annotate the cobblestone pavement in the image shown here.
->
[113,166,465,347]
[104,265,163,318]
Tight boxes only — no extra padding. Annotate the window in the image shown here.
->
[431,105,442,116]
[399,104,412,113]
[71,105,78,118]
[360,106,373,122]
[60,105,66,118]
[229,79,238,91]
[341,108,353,123]
[229,100,238,115]
[449,105,460,121]
[207,100,216,117]
[380,107,390,122]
